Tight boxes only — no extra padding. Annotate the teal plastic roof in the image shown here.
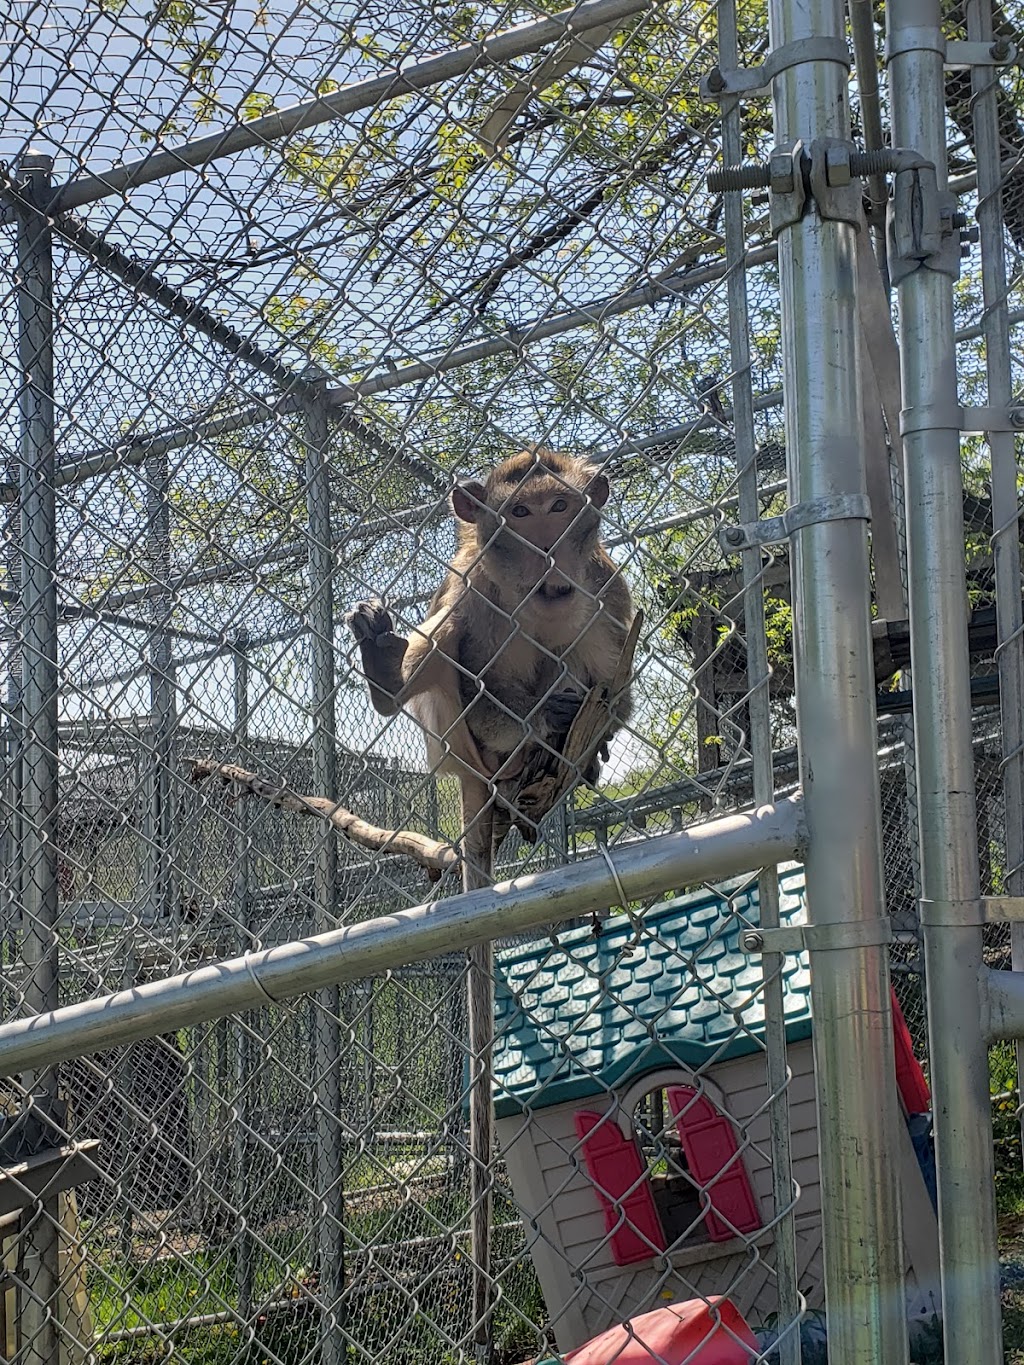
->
[492,865,813,1119]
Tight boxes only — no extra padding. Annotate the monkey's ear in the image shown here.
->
[452,480,488,522]
[586,473,610,509]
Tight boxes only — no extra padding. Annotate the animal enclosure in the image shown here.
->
[0,0,1022,1362]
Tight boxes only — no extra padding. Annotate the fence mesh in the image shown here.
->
[0,0,1019,1359]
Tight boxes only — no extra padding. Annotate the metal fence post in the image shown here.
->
[886,0,1003,1357]
[13,149,61,1365]
[145,447,177,931]
[718,0,800,1353]
[765,0,909,1359]
[231,629,253,1322]
[303,393,345,1363]
[965,0,1024,1163]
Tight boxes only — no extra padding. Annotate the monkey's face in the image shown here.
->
[453,458,609,605]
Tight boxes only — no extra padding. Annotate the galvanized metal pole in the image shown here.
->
[304,396,345,1364]
[965,0,1024,1167]
[14,150,61,1365]
[887,0,1003,1356]
[767,0,909,1359]
[0,798,804,1076]
[718,0,799,1355]
[2,497,23,987]
[145,449,177,934]
[231,631,254,1322]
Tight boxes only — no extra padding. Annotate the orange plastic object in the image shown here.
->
[561,1299,759,1365]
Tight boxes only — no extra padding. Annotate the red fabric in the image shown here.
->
[562,1299,759,1365]
[574,1110,666,1265]
[891,989,930,1114]
[667,1087,761,1243]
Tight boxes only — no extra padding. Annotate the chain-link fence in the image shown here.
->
[0,0,1021,1359]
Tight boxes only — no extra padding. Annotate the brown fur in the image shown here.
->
[347,447,635,879]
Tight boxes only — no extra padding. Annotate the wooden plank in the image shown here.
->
[0,1141,101,1218]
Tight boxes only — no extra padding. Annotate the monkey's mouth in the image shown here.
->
[535,582,575,602]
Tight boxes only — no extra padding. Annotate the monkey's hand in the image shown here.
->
[346,598,398,645]
[345,599,409,716]
[541,689,586,740]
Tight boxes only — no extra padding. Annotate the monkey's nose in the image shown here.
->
[538,582,575,600]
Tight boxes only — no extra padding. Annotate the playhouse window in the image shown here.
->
[575,1086,762,1267]
[633,1089,709,1247]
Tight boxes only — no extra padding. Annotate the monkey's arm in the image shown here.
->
[346,598,460,716]
[346,599,411,717]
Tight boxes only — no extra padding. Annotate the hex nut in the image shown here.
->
[769,151,795,195]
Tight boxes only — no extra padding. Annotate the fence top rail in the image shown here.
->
[0,796,804,1076]
[0,0,652,221]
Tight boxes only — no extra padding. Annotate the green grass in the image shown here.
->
[84,1182,545,1365]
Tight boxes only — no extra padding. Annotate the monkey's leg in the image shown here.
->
[345,599,409,716]
[461,774,496,1357]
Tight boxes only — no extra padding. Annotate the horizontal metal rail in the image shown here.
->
[51,246,779,489]
[25,0,653,216]
[0,796,804,1075]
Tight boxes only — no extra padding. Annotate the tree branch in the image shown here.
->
[190,758,458,881]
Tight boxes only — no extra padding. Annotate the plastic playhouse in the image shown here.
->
[493,866,939,1354]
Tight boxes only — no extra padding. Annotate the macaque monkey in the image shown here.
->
[346,446,635,887]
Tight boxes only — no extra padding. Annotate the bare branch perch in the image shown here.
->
[189,758,458,881]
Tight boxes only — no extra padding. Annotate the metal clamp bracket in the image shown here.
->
[887,163,968,285]
[700,36,850,101]
[741,919,893,954]
[982,897,1024,922]
[900,402,1024,435]
[945,39,1019,68]
[718,492,871,554]
[919,896,987,927]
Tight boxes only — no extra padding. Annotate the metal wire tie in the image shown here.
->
[718,492,871,554]
[243,951,282,1007]
[597,842,644,951]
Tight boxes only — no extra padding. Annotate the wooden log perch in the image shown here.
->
[495,609,644,842]
[189,758,458,881]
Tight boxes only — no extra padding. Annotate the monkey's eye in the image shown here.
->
[550,498,567,513]
[510,505,530,518]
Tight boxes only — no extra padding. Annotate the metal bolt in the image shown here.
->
[769,150,797,194]
[1010,408,1024,430]
[704,67,727,93]
[723,526,746,547]
[741,931,764,952]
[990,38,1012,61]
[952,211,969,230]
[707,162,772,193]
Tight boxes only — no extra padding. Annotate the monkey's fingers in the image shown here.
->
[345,597,395,642]
[542,689,585,733]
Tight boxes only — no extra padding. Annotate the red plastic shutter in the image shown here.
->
[667,1086,762,1243]
[891,988,931,1114]
[574,1110,667,1266]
